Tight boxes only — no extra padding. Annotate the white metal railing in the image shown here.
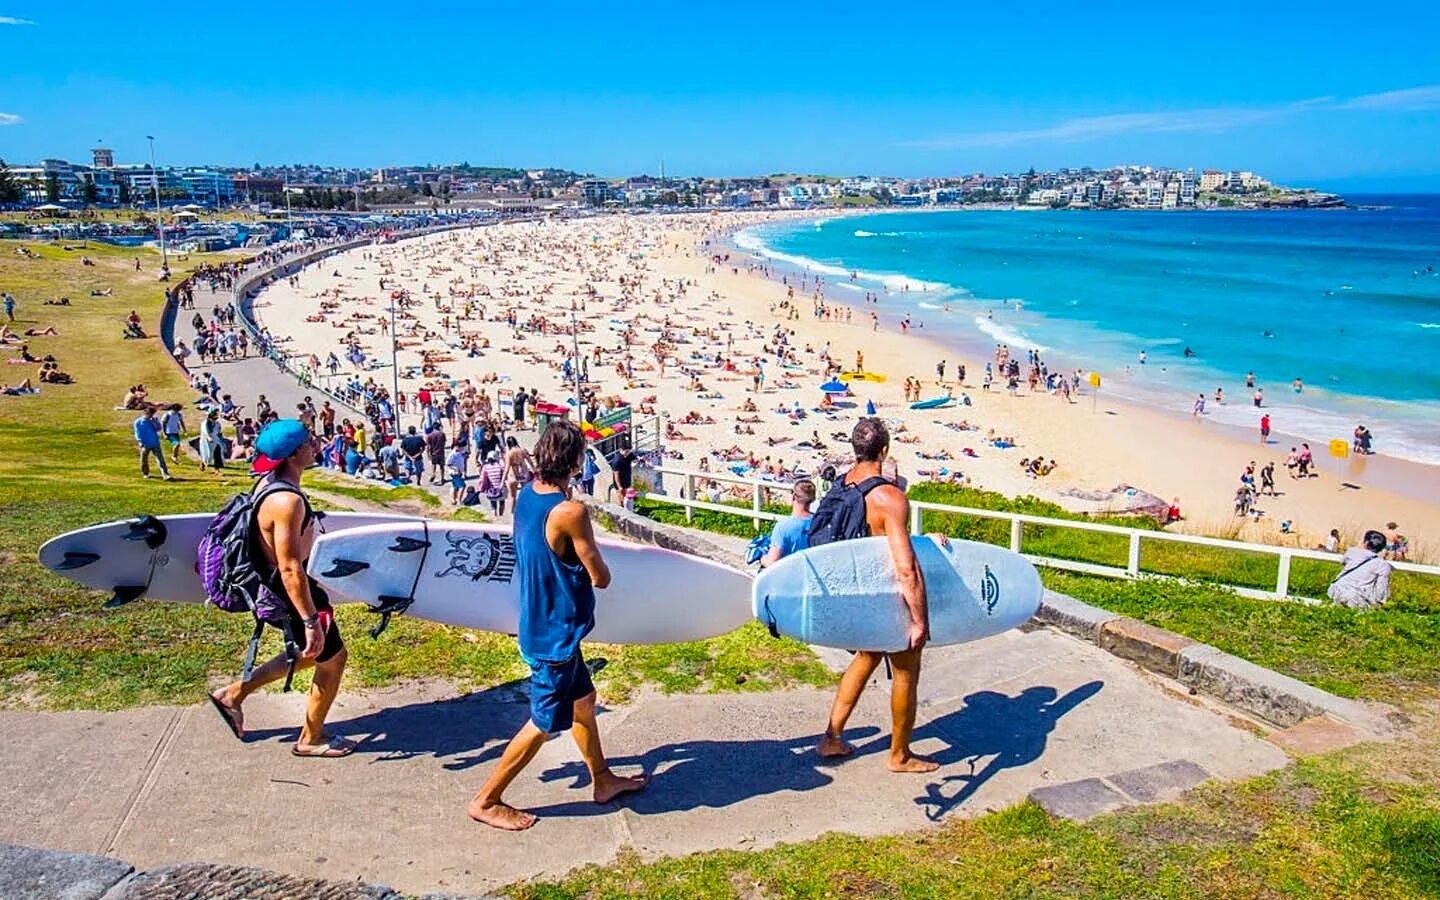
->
[640,464,1440,603]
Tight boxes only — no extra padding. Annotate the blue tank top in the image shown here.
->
[514,484,596,663]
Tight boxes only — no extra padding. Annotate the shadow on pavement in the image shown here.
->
[526,725,884,819]
[901,680,1105,820]
[242,679,534,771]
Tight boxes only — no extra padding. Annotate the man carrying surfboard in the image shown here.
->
[815,417,940,774]
[468,419,647,831]
[208,419,355,758]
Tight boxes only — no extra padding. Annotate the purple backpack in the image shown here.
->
[198,482,299,622]
[197,481,306,687]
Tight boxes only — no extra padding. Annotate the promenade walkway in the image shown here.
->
[0,624,1289,895]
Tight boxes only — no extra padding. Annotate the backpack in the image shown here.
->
[745,532,771,566]
[196,480,310,689]
[806,475,889,548]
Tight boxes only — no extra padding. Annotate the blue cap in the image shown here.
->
[252,418,310,474]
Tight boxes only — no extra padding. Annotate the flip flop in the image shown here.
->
[292,736,358,758]
[208,694,243,740]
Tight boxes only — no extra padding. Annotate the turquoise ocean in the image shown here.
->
[733,197,1440,466]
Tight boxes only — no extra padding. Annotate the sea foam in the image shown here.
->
[973,316,1049,352]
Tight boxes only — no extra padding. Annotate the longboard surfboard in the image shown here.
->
[38,512,420,607]
[307,520,754,644]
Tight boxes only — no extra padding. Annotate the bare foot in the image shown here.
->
[593,770,648,804]
[888,753,940,774]
[817,734,855,759]
[467,798,538,831]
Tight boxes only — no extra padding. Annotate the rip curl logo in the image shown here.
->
[435,532,516,583]
[981,566,1000,615]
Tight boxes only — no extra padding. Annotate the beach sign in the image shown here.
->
[1087,371,1102,387]
[1088,372,1101,413]
[1329,439,1349,483]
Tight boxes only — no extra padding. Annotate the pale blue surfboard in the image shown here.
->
[752,536,1042,651]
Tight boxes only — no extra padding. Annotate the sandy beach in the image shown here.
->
[250,212,1440,560]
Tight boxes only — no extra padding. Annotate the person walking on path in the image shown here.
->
[467,420,646,831]
[760,478,816,568]
[133,406,173,480]
[816,418,940,774]
[208,420,355,757]
[161,403,187,464]
[425,423,447,486]
[198,409,226,471]
[503,435,534,509]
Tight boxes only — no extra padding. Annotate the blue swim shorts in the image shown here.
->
[525,650,594,734]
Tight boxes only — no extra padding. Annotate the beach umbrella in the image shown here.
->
[820,379,848,394]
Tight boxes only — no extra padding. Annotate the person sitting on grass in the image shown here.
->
[1327,530,1393,609]
[38,362,73,384]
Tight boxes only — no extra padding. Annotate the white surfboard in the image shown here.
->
[38,512,420,607]
[307,521,753,644]
[752,536,1042,651]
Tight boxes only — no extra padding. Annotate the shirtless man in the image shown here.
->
[207,419,354,757]
[817,417,939,774]
[468,421,646,830]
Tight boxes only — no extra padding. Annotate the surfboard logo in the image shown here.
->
[981,565,1000,615]
[436,532,516,584]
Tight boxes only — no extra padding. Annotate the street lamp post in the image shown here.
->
[390,291,401,435]
[571,302,583,422]
[145,135,169,273]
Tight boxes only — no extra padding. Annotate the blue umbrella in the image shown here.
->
[820,379,848,393]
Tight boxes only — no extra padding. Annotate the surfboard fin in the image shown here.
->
[104,585,147,609]
[122,515,168,550]
[388,536,430,553]
[320,558,370,578]
[54,551,101,571]
[368,595,415,639]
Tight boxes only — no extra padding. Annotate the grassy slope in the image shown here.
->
[0,241,829,710]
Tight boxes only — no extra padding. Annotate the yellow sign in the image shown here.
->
[1329,439,1349,459]
[1087,372,1102,388]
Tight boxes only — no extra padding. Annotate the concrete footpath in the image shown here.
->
[0,624,1290,896]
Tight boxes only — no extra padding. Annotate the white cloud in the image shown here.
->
[1338,85,1440,111]
[905,84,1440,150]
[906,107,1283,149]
[0,16,35,25]
[0,113,21,125]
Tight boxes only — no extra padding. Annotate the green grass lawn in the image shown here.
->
[0,243,827,710]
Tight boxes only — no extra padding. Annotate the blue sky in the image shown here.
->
[3,1,1439,188]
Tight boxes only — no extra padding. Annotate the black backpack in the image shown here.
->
[807,475,890,547]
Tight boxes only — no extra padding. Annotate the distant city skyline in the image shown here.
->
[3,1,1439,191]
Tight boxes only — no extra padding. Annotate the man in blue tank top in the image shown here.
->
[468,420,647,830]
